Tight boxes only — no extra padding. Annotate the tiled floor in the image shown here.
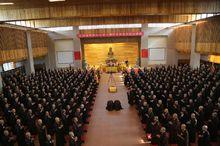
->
[83,73,148,146]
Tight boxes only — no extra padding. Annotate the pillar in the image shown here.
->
[141,23,149,67]
[45,36,56,70]
[190,24,200,69]
[25,31,35,74]
[73,26,82,68]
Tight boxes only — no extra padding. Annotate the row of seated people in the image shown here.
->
[124,64,220,146]
[0,68,99,146]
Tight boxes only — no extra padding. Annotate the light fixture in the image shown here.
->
[49,0,65,2]
[0,2,14,5]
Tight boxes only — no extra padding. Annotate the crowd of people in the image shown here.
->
[0,68,99,146]
[125,64,220,146]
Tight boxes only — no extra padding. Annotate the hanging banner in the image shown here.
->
[77,32,144,38]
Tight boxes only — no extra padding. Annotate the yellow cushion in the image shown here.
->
[108,86,117,93]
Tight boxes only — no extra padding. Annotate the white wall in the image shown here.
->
[141,26,177,66]
[200,55,209,61]
[148,36,167,65]
[55,39,75,68]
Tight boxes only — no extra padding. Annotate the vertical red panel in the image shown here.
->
[141,49,148,58]
[74,51,81,60]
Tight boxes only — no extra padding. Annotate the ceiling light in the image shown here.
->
[49,0,65,2]
[0,2,14,5]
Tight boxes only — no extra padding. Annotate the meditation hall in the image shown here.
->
[0,0,219,146]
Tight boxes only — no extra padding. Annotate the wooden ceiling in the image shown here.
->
[0,0,219,27]
[0,0,136,8]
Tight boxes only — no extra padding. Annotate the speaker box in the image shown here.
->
[108,86,117,93]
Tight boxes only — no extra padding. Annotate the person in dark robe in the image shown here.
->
[14,119,25,146]
[36,103,44,119]
[168,113,180,144]
[72,117,83,143]
[196,106,205,130]
[157,127,168,146]
[161,108,171,129]
[26,109,37,134]
[177,124,189,146]
[17,103,27,124]
[149,116,161,144]
[54,117,66,146]
[198,125,211,146]
[37,119,47,146]
[0,119,6,143]
[45,134,54,146]
[44,111,53,135]
[9,108,17,127]
[187,113,197,144]
[24,132,35,146]
[141,101,149,124]
[69,131,79,146]
[61,109,69,134]
[207,112,219,142]
[1,130,15,146]
[179,107,188,124]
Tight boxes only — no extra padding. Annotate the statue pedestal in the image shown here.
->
[105,66,118,73]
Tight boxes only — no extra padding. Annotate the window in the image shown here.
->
[40,26,73,31]
[3,62,15,71]
[148,23,181,28]
[207,14,214,17]
[201,14,207,19]
[79,24,142,30]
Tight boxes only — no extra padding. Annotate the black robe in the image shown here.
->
[198,131,210,146]
[38,125,46,146]
[45,140,54,146]
[14,124,25,146]
[1,135,15,146]
[158,132,168,146]
[187,119,197,143]
[54,124,66,146]
[24,138,35,146]
[177,130,189,146]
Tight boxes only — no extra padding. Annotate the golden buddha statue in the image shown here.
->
[106,47,117,65]
[105,47,119,73]
[108,47,114,58]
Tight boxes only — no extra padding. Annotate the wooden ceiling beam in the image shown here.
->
[0,1,219,21]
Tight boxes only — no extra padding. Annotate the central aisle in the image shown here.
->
[83,73,148,146]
